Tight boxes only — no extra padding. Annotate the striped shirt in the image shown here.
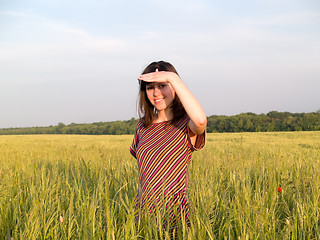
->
[130,116,205,219]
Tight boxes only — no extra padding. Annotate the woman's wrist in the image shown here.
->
[168,73,184,90]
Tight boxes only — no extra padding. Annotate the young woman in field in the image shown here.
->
[130,61,206,236]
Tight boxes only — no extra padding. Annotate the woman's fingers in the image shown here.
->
[138,71,175,82]
[138,72,160,82]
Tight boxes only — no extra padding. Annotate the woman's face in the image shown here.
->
[146,82,175,112]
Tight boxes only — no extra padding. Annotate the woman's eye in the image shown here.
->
[159,84,166,88]
[146,87,153,90]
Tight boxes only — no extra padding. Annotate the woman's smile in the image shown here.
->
[154,98,164,103]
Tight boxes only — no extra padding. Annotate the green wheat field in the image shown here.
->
[1,132,320,239]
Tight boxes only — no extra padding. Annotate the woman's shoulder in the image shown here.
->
[135,119,148,132]
[136,119,144,128]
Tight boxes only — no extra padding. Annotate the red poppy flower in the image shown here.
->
[277,186,282,193]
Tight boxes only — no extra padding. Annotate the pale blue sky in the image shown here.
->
[1,0,319,128]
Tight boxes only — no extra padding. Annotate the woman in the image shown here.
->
[130,61,206,236]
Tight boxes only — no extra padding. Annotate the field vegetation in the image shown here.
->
[1,132,320,239]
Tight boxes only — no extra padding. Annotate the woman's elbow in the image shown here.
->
[199,116,207,128]
[195,117,207,135]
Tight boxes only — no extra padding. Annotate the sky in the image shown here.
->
[0,0,320,128]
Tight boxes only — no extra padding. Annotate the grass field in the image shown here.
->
[1,132,320,239]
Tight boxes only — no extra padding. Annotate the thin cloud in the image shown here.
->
[0,11,125,86]
[244,11,320,26]
[0,10,38,18]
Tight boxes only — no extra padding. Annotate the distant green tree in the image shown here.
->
[1,112,320,135]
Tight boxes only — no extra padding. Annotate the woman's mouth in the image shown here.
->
[154,98,164,104]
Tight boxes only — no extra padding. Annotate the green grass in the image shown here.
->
[0,132,320,239]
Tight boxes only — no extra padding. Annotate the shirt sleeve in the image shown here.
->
[186,118,206,151]
[189,129,206,151]
[130,122,140,159]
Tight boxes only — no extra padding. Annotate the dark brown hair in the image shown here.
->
[138,61,187,127]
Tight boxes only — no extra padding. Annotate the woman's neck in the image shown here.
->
[153,110,173,123]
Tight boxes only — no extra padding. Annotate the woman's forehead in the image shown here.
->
[146,82,167,86]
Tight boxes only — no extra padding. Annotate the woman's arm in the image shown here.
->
[138,71,207,135]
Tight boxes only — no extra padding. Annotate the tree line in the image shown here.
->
[207,111,320,133]
[1,111,320,135]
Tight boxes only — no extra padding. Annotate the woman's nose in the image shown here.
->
[153,87,161,96]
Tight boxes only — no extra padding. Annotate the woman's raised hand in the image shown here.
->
[138,71,180,84]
